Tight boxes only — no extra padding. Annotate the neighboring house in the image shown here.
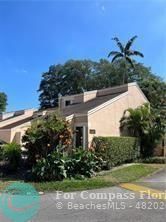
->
[0,109,47,144]
[59,82,149,149]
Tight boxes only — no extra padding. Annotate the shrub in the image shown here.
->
[32,148,102,182]
[0,147,3,161]
[32,149,67,182]
[22,113,72,165]
[66,149,102,179]
[92,136,140,167]
[137,157,166,164]
[2,143,21,171]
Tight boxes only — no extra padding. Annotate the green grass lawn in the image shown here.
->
[0,164,164,192]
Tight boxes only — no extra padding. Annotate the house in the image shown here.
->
[59,82,149,149]
[0,82,165,156]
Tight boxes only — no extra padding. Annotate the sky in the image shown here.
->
[0,0,165,111]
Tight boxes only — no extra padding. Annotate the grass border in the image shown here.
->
[0,163,164,193]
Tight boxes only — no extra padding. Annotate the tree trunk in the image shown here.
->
[122,59,127,84]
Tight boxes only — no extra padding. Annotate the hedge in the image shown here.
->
[92,136,140,167]
[137,157,166,164]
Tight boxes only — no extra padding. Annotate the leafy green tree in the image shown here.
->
[138,76,166,119]
[113,60,166,123]
[38,60,96,108]
[108,36,144,83]
[90,59,123,88]
[0,92,7,112]
[38,59,131,109]
[38,58,165,125]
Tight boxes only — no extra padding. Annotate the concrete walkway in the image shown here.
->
[139,167,166,191]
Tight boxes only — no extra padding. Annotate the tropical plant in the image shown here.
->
[108,36,144,83]
[65,149,101,179]
[22,113,72,165]
[32,149,67,182]
[120,103,151,137]
[120,104,165,157]
[2,143,21,171]
[32,148,101,182]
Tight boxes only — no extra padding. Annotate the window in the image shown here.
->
[65,100,71,106]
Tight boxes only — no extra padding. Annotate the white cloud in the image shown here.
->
[15,69,28,74]
[101,5,105,11]
[95,0,106,13]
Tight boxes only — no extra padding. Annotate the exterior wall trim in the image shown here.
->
[66,114,74,121]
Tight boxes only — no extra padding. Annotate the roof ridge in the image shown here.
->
[61,83,136,98]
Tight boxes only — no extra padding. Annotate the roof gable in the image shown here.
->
[62,82,148,119]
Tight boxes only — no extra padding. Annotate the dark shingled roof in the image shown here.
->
[62,92,122,117]
[0,117,33,129]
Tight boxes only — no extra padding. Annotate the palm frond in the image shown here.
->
[111,53,123,63]
[125,35,138,51]
[125,56,135,69]
[108,51,122,57]
[128,50,144,57]
[112,37,124,53]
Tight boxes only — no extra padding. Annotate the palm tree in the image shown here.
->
[108,36,144,84]
[120,103,165,157]
[120,103,151,156]
[120,103,151,137]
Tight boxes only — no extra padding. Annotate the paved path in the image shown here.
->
[139,167,166,191]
